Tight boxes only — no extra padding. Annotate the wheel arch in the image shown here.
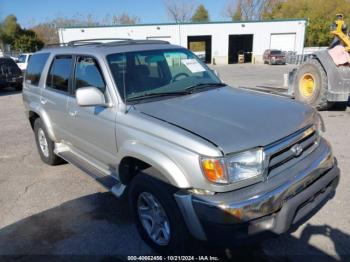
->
[28,108,57,142]
[118,142,190,189]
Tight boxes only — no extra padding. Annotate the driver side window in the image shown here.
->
[74,56,105,94]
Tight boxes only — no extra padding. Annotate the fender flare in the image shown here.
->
[28,101,57,142]
[118,141,190,188]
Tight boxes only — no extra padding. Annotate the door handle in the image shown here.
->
[68,110,77,117]
[40,98,47,105]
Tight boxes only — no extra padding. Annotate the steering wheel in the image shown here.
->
[171,73,189,83]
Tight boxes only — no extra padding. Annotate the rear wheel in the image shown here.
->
[294,58,332,110]
[34,118,63,165]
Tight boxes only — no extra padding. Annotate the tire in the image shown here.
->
[34,118,63,165]
[129,173,190,254]
[294,58,332,110]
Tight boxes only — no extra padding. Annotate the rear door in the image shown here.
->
[41,55,73,140]
[66,55,117,166]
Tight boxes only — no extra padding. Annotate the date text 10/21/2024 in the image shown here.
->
[127,256,220,261]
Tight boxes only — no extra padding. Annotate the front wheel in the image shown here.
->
[129,174,190,254]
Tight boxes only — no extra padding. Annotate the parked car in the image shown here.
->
[0,57,23,90]
[16,53,32,71]
[23,39,340,254]
[263,49,286,65]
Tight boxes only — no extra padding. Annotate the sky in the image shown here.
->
[0,0,231,28]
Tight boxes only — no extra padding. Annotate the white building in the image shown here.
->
[58,19,306,64]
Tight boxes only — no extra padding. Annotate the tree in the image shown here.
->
[164,0,195,23]
[0,15,21,45]
[0,15,44,52]
[224,0,273,21]
[112,13,140,25]
[31,13,140,46]
[13,30,44,52]
[233,0,242,21]
[31,22,58,45]
[262,0,350,46]
[31,15,102,45]
[191,4,210,22]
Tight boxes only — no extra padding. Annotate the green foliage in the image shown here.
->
[0,15,21,45]
[191,4,209,22]
[262,0,350,46]
[0,15,44,52]
[13,30,44,52]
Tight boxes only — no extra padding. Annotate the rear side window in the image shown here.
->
[46,56,73,93]
[25,53,50,86]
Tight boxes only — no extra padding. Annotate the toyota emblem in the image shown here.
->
[291,144,303,157]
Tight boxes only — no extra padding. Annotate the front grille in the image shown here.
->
[265,126,319,176]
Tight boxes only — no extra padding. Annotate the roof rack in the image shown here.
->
[43,42,69,49]
[42,38,170,49]
[100,39,170,46]
[67,38,132,46]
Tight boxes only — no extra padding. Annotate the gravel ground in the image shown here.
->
[0,64,349,260]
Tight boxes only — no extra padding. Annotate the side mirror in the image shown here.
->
[76,87,106,107]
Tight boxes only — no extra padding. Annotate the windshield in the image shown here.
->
[17,55,26,63]
[107,49,221,102]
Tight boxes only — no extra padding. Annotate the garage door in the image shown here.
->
[270,33,296,52]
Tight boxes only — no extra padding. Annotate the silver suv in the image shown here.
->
[22,39,340,254]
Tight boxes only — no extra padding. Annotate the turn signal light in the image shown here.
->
[201,158,228,184]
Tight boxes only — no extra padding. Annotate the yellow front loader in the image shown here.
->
[289,14,350,110]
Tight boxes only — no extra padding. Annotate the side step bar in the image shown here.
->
[55,149,126,198]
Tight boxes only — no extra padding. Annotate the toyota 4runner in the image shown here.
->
[22,39,340,254]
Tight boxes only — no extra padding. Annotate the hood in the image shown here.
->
[135,86,315,154]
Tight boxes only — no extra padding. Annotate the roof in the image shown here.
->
[59,18,307,30]
[39,40,183,56]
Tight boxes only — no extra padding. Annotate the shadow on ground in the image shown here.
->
[0,192,348,260]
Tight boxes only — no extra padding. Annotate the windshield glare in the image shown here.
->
[107,49,221,101]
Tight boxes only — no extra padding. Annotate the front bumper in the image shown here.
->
[175,138,340,242]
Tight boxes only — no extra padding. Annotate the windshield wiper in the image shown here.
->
[126,91,190,102]
[185,82,226,93]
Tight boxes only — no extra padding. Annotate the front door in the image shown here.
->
[66,55,117,167]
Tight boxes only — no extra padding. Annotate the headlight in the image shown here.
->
[200,148,266,184]
[226,148,265,182]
